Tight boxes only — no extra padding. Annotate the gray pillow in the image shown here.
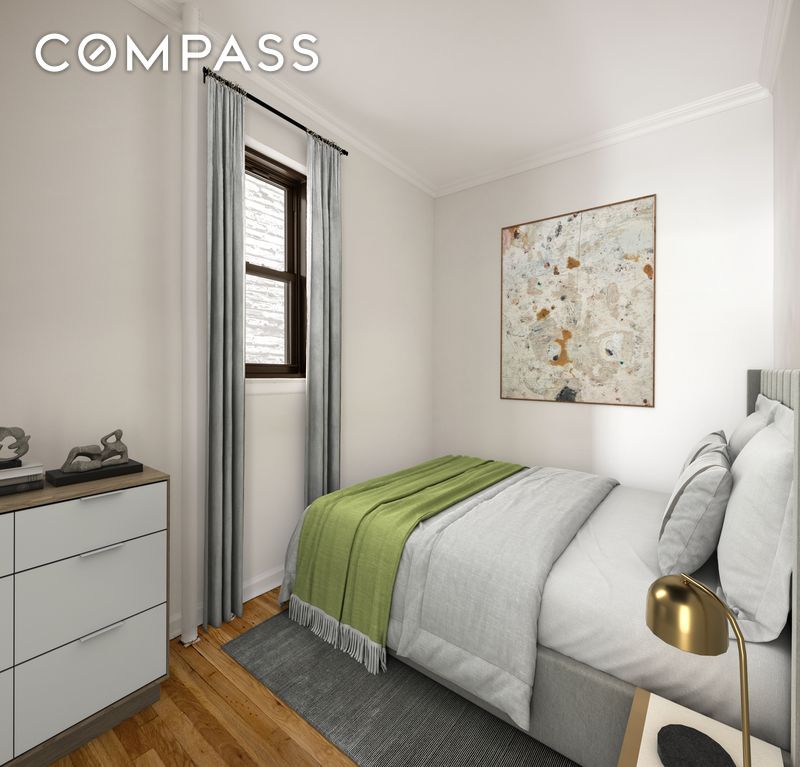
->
[728,393,778,460]
[659,450,732,576]
[717,403,795,641]
[681,430,728,473]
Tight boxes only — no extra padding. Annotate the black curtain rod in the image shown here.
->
[202,67,349,157]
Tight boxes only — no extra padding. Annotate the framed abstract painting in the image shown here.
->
[501,195,656,407]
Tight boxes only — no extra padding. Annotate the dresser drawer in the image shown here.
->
[0,514,11,578]
[14,603,166,757]
[0,577,11,672]
[0,669,11,765]
[15,481,166,571]
[15,531,166,663]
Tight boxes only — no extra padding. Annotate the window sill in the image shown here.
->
[245,378,306,396]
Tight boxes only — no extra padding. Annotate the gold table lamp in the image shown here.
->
[646,573,750,767]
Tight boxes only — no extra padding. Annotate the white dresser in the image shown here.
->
[0,467,169,766]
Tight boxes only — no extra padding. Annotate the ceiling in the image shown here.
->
[193,0,774,196]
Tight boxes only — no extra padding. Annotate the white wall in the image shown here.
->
[237,99,312,604]
[773,1,800,368]
[338,150,436,486]
[432,101,774,492]
[0,0,184,618]
[242,382,306,600]
[241,96,436,601]
[0,0,435,633]
[1,0,777,631]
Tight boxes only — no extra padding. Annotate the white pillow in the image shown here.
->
[717,404,795,641]
[773,401,795,442]
[659,450,732,575]
[680,430,728,474]
[728,394,778,460]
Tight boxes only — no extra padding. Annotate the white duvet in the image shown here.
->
[538,484,791,750]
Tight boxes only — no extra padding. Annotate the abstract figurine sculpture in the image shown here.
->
[0,427,31,469]
[61,429,129,474]
[100,429,128,465]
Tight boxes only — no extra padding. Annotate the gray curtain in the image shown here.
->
[205,78,245,627]
[305,134,342,505]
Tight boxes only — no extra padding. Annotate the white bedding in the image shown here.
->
[538,484,791,750]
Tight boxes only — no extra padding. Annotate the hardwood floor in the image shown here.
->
[52,589,355,767]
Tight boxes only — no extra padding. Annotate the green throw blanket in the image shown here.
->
[289,455,524,673]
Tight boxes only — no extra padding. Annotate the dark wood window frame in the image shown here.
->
[244,147,307,379]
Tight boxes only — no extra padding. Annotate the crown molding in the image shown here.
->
[123,0,436,195]
[125,0,182,31]
[759,0,794,91]
[124,0,772,200]
[434,82,770,198]
[199,24,437,196]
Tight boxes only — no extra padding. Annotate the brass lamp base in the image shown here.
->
[647,574,752,767]
[657,725,735,767]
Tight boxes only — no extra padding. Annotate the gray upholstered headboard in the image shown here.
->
[747,370,800,766]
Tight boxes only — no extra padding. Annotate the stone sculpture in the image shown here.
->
[0,427,31,468]
[100,429,128,465]
[61,429,129,474]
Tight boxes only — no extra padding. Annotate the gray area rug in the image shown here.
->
[223,612,579,767]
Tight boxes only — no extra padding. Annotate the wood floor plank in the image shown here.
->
[69,738,116,767]
[257,588,283,607]
[51,587,355,767]
[152,690,228,767]
[94,730,136,766]
[162,675,257,767]
[134,706,160,726]
[240,600,276,625]
[225,615,256,636]
[192,636,354,767]
[137,715,195,767]
[170,647,316,767]
[169,650,284,767]
[114,715,151,761]
[174,642,329,767]
[202,623,239,647]
[134,750,168,767]
[68,750,99,767]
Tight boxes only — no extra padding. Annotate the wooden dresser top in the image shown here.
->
[0,466,169,515]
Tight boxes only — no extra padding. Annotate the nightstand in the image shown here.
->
[617,688,785,767]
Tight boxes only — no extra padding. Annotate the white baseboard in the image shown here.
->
[168,566,285,640]
[243,565,285,603]
[169,608,199,641]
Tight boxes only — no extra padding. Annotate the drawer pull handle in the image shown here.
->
[79,490,125,502]
[79,621,125,643]
[79,542,125,559]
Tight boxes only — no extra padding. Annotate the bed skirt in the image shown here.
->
[391,646,632,767]
[391,645,791,767]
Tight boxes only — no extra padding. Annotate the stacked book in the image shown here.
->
[0,462,44,497]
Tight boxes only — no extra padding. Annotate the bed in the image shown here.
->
[281,369,799,767]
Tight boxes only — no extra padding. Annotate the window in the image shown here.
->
[244,148,306,378]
